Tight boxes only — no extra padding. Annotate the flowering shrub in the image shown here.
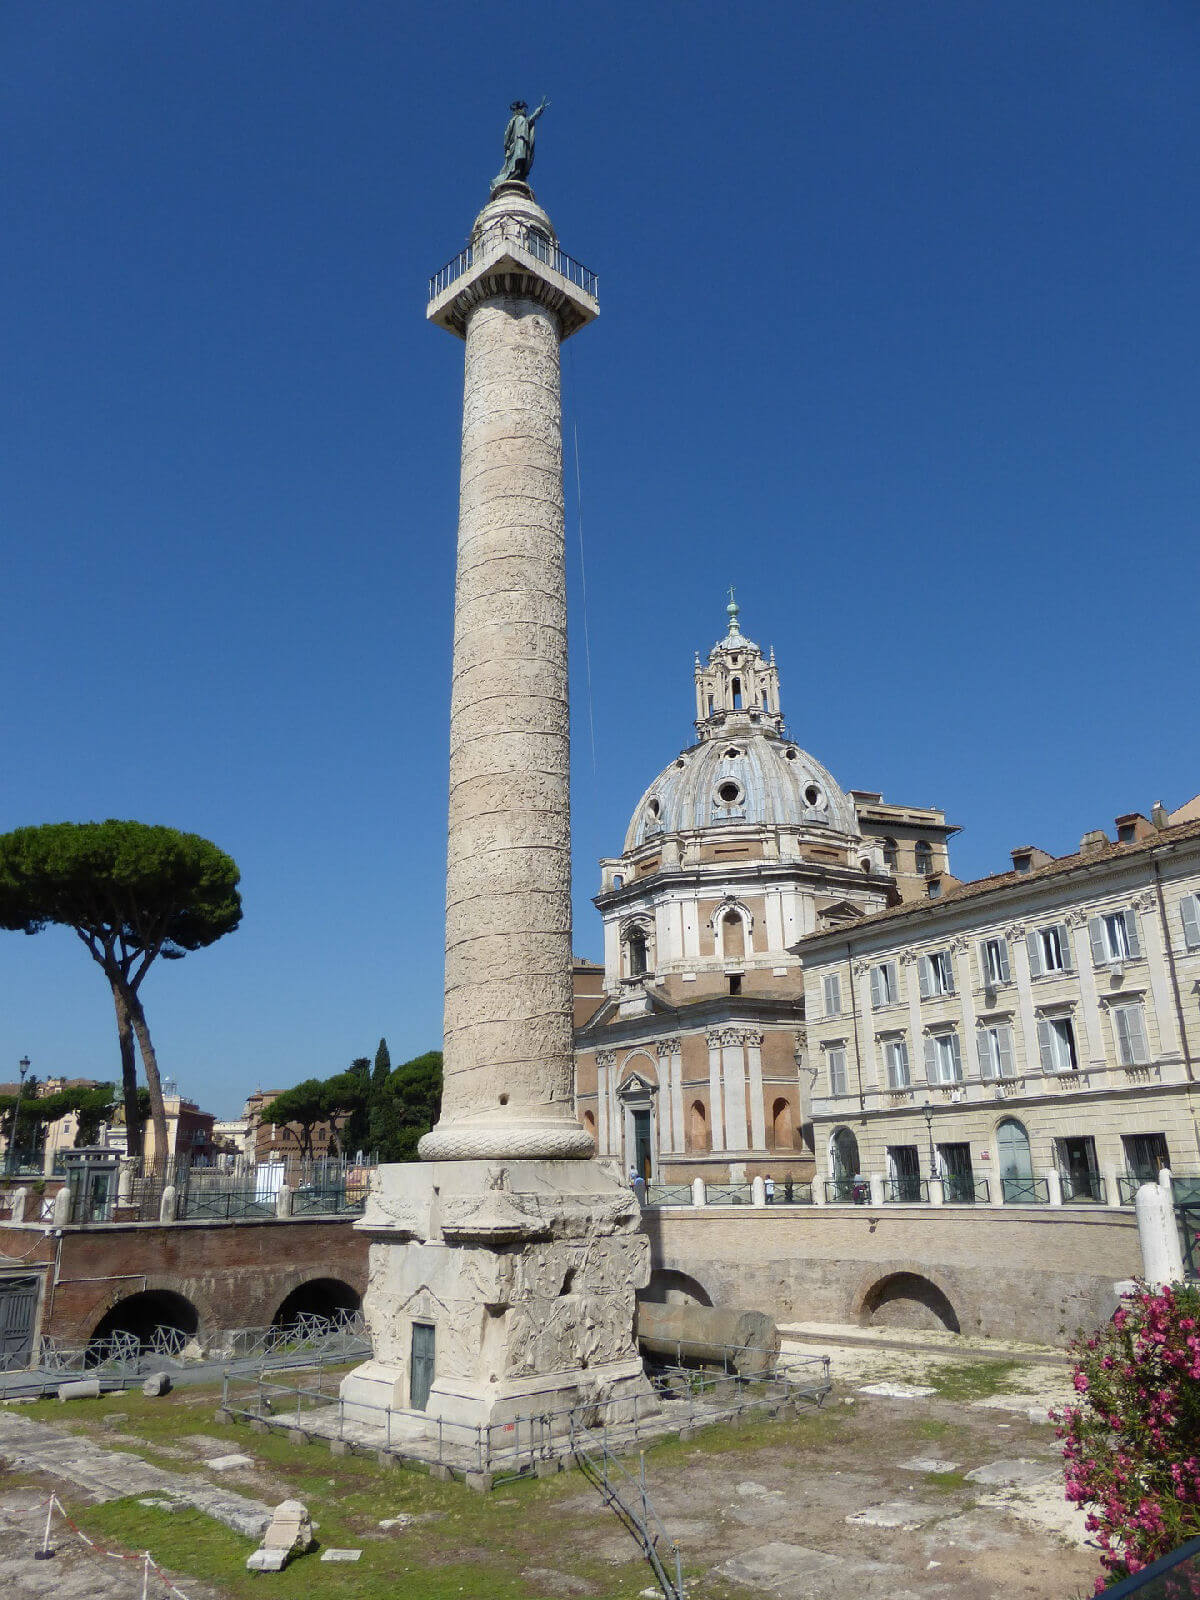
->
[1054,1281,1200,1590]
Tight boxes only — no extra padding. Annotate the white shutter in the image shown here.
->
[996,939,1010,982]
[1113,1006,1132,1063]
[1182,895,1200,951]
[918,957,932,999]
[1027,930,1043,978]
[923,1036,937,1083]
[977,942,991,986]
[998,1025,1015,1078]
[870,967,883,1008]
[948,1031,962,1081]
[1037,1018,1054,1072]
[1057,924,1074,971]
[976,1027,991,1075]
[942,953,955,995]
[1088,916,1106,966]
[1123,909,1141,959]
[1128,1006,1148,1064]
[897,1040,910,1084]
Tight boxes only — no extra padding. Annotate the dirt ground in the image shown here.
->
[0,1330,1100,1600]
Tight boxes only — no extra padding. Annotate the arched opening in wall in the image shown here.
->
[997,1116,1034,1203]
[830,1126,860,1180]
[882,837,898,870]
[688,1099,709,1152]
[87,1290,199,1362]
[772,1097,794,1150]
[915,840,934,876]
[640,1269,713,1307]
[721,910,746,962]
[271,1278,361,1335]
[731,677,742,709]
[861,1272,960,1333]
[626,928,648,977]
[583,1109,596,1144]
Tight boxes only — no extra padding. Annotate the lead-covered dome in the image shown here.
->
[624,731,857,851]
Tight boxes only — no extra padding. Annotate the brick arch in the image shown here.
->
[849,1259,967,1334]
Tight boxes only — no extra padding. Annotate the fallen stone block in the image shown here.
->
[320,1549,362,1562]
[141,1373,172,1398]
[246,1548,289,1572]
[206,1454,254,1473]
[245,1497,314,1571]
[57,1379,101,1402]
[465,1470,493,1493]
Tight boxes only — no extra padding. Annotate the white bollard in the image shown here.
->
[1045,1168,1063,1206]
[690,1177,707,1208]
[276,1186,294,1219]
[1135,1182,1184,1288]
[158,1184,177,1223]
[928,1177,944,1207]
[8,1187,28,1224]
[751,1176,767,1208]
[51,1186,72,1227]
[868,1174,886,1207]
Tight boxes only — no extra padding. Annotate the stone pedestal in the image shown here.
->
[341,1160,652,1432]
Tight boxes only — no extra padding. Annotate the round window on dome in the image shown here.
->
[723,746,741,759]
[647,797,660,820]
[804,783,825,808]
[716,781,742,806]
[675,758,686,769]
[785,748,798,761]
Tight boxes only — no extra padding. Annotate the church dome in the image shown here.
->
[624,731,858,852]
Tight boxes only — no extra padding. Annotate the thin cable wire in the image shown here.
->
[571,414,598,779]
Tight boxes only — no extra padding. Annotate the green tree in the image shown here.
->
[372,1038,391,1090]
[260,1078,327,1159]
[375,1050,443,1162]
[321,1066,369,1156]
[0,821,242,1165]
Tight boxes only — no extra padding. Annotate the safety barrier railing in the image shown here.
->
[427,225,598,302]
[642,1184,694,1208]
[704,1183,754,1206]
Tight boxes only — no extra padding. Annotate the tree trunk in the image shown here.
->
[109,982,143,1160]
[124,986,169,1176]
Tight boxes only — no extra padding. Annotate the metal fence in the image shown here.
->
[427,225,598,302]
[1000,1176,1051,1205]
[1060,1172,1108,1205]
[825,1177,870,1204]
[942,1174,990,1204]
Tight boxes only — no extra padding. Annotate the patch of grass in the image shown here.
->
[927,1360,1023,1402]
[924,1468,969,1491]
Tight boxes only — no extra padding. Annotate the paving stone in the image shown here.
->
[320,1548,362,1561]
[847,1501,947,1531]
[965,1459,1056,1488]
[205,1454,254,1473]
[717,1540,909,1599]
[735,1479,783,1497]
[857,1382,938,1399]
[896,1458,959,1475]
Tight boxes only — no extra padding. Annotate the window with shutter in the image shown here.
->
[1027,929,1043,978]
[923,1036,936,1083]
[823,974,842,1018]
[1183,895,1200,952]
[1041,1016,1078,1072]
[980,937,1009,986]
[1112,1003,1149,1066]
[918,957,932,1000]
[884,1040,910,1089]
[828,1047,847,1096]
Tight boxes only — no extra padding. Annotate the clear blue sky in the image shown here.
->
[2,2,1197,1116]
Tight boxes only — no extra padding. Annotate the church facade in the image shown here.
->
[573,598,955,1187]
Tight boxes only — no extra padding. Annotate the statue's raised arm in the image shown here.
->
[492,97,551,193]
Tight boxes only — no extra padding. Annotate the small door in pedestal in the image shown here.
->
[410,1322,435,1411]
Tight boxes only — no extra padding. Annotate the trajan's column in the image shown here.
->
[341,104,651,1437]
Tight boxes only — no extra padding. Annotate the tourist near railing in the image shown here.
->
[825,1176,870,1204]
[427,224,598,302]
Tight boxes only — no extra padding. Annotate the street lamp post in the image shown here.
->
[7,1057,30,1177]
[922,1097,937,1177]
